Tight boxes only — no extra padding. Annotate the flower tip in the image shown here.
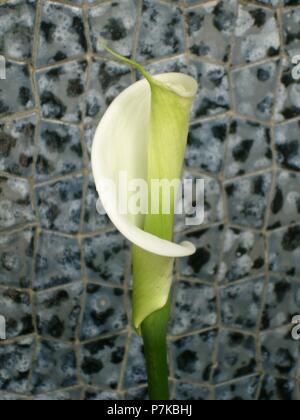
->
[180,241,196,256]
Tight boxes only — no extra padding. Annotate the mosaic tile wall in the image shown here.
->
[0,0,300,401]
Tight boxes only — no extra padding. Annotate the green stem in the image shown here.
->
[141,296,171,400]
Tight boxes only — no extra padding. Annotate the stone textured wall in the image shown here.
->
[0,0,300,400]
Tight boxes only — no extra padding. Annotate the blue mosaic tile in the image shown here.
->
[88,0,138,59]
[274,59,300,122]
[35,121,83,181]
[0,114,36,177]
[83,231,130,286]
[124,334,147,388]
[225,119,272,178]
[268,171,300,230]
[0,287,33,339]
[219,228,265,283]
[258,375,298,401]
[80,283,128,340]
[34,231,81,291]
[0,176,35,230]
[186,118,228,175]
[170,280,217,335]
[0,0,36,60]
[172,329,218,383]
[261,275,300,330]
[80,334,126,388]
[232,4,280,65]
[0,336,34,393]
[275,120,300,172]
[225,173,272,229]
[213,330,257,384]
[36,2,87,66]
[84,388,123,400]
[82,173,112,232]
[282,8,300,59]
[189,59,230,119]
[31,339,77,394]
[186,0,237,63]
[0,228,34,289]
[232,60,280,121]
[85,58,132,124]
[260,326,300,378]
[0,61,35,118]
[144,55,188,76]
[34,388,83,401]
[178,226,224,283]
[35,282,84,341]
[283,0,300,4]
[269,225,300,277]
[215,375,261,400]
[36,60,88,122]
[220,276,265,331]
[174,382,211,400]
[124,386,149,400]
[137,0,185,62]
[35,176,83,234]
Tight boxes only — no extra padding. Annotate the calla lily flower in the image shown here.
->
[92,47,197,400]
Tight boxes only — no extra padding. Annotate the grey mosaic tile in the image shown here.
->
[253,0,282,5]
[31,339,77,394]
[232,4,280,65]
[0,287,33,339]
[0,61,35,118]
[170,280,217,335]
[186,0,237,63]
[0,114,36,177]
[186,118,228,175]
[178,226,224,282]
[36,1,87,67]
[258,375,298,401]
[283,0,300,4]
[282,8,300,59]
[36,60,88,122]
[80,283,128,340]
[34,231,81,291]
[268,171,300,230]
[83,231,130,286]
[225,172,272,229]
[219,228,265,283]
[269,224,300,277]
[124,334,147,388]
[34,388,83,401]
[80,334,126,388]
[261,275,300,330]
[124,386,149,400]
[0,336,34,393]
[35,175,83,234]
[215,375,261,401]
[232,60,280,121]
[35,282,84,341]
[275,120,300,172]
[274,59,300,121]
[35,121,83,181]
[189,59,230,119]
[85,58,132,124]
[144,54,188,76]
[261,326,300,378]
[213,330,257,384]
[0,176,35,230]
[220,276,265,331]
[88,0,138,59]
[225,119,272,178]
[172,329,218,383]
[0,0,36,61]
[137,0,184,62]
[0,228,34,289]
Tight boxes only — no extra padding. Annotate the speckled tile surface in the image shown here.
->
[0,0,299,401]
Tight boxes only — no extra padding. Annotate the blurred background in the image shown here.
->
[0,0,300,400]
